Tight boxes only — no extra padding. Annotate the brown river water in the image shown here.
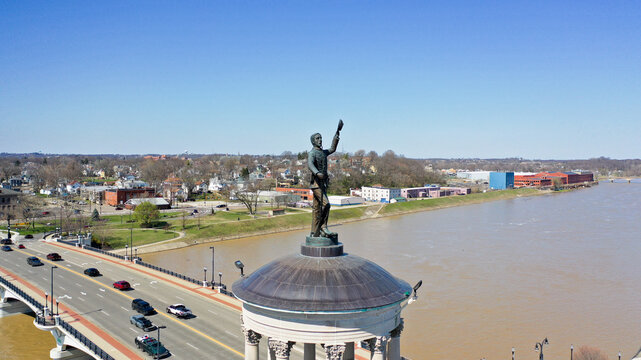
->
[3,181,640,359]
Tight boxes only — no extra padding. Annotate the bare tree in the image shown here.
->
[234,182,260,215]
[574,346,609,360]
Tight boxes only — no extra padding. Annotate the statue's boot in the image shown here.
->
[321,226,337,237]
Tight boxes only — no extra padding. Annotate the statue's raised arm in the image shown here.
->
[307,120,343,238]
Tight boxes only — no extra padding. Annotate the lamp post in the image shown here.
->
[135,248,138,261]
[619,352,622,360]
[129,210,133,261]
[44,292,48,316]
[156,325,167,359]
[203,267,207,287]
[56,299,59,316]
[570,345,573,360]
[218,272,222,290]
[209,246,215,287]
[512,347,515,360]
[6,215,11,241]
[50,265,57,315]
[125,244,128,261]
[235,260,244,277]
[534,338,548,360]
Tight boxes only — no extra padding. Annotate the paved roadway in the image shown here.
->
[0,240,318,360]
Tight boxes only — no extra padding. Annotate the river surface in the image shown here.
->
[3,182,640,359]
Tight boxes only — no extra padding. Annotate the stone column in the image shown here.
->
[304,343,316,360]
[343,342,355,360]
[242,326,262,360]
[388,320,404,360]
[366,337,388,360]
[269,339,294,360]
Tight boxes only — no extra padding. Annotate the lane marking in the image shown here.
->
[129,328,138,333]
[225,330,239,339]
[78,297,85,302]
[186,342,199,350]
[207,309,218,315]
[101,310,110,316]
[80,292,86,296]
[96,294,104,298]
[175,295,184,300]
[59,286,66,290]
[120,306,129,312]
[99,288,105,292]
[75,283,82,287]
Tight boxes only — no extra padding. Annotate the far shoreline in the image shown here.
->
[131,184,598,255]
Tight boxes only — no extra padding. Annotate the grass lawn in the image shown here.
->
[378,188,540,215]
[95,229,178,249]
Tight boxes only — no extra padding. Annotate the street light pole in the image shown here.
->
[570,345,573,360]
[619,352,622,360]
[512,347,515,360]
[50,265,57,315]
[203,267,207,287]
[534,338,548,360]
[218,272,222,291]
[209,246,215,287]
[156,325,167,359]
[125,244,128,261]
[6,215,11,241]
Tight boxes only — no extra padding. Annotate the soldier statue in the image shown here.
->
[308,120,343,238]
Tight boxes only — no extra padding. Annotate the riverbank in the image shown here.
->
[135,187,550,254]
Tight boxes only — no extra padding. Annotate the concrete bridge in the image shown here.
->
[0,238,373,360]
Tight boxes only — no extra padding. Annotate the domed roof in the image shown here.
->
[232,252,412,312]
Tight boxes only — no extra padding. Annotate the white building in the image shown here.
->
[328,196,364,206]
[456,171,491,182]
[361,186,401,203]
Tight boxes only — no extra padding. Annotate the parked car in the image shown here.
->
[215,204,226,208]
[115,206,123,210]
[46,253,62,261]
[135,334,169,358]
[130,315,157,332]
[166,304,192,318]
[42,211,50,215]
[83,268,100,277]
[113,280,131,290]
[1,245,12,252]
[24,234,34,239]
[192,209,199,214]
[18,244,26,249]
[132,298,155,315]
[27,256,43,266]
[0,239,12,245]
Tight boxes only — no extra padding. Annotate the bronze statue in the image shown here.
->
[308,120,343,238]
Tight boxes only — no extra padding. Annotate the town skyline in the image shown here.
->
[2,2,640,159]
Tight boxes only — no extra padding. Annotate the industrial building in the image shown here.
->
[104,188,155,206]
[361,186,401,203]
[489,172,515,190]
[328,196,364,206]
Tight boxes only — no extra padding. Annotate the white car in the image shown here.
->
[166,304,192,318]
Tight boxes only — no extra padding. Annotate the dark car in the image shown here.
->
[215,204,226,208]
[132,298,155,315]
[0,239,12,245]
[24,234,34,239]
[135,334,169,358]
[130,315,157,332]
[115,206,123,210]
[83,268,100,277]
[27,256,43,266]
[46,253,62,261]
[1,245,12,252]
[113,280,131,290]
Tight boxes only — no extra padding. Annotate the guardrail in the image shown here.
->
[0,275,115,360]
[56,240,234,297]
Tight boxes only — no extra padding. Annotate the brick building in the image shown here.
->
[275,187,313,201]
[105,188,155,207]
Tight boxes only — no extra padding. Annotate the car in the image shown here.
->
[135,334,169,358]
[46,253,62,261]
[0,239,12,245]
[115,207,123,210]
[192,209,198,213]
[24,234,34,239]
[1,245,12,252]
[18,244,25,249]
[27,256,43,266]
[132,298,155,315]
[42,211,50,215]
[215,204,226,208]
[73,209,81,214]
[113,280,131,290]
[83,268,100,277]
[166,304,192,318]
[130,315,157,332]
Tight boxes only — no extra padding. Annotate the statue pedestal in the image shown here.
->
[302,235,343,257]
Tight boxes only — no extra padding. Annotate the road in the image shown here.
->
[0,240,317,360]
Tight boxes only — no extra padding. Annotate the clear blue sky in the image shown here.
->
[1,1,639,159]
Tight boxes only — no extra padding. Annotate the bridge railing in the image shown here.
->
[0,275,115,360]
[57,241,235,297]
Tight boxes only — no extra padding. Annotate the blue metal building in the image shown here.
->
[489,172,514,190]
